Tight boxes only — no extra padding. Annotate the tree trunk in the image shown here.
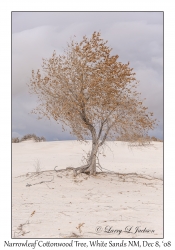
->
[65,139,99,176]
[89,139,99,175]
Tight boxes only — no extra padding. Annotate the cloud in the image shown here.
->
[12,12,163,140]
[12,12,163,33]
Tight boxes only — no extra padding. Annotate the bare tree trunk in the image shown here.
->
[89,138,99,175]
[67,132,99,176]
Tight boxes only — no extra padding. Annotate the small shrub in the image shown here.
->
[33,159,42,172]
[20,133,36,142]
[12,137,20,143]
[116,135,163,143]
[150,136,157,141]
[16,134,46,142]
[40,136,46,142]
[150,136,163,142]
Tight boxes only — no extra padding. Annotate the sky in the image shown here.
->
[12,12,163,141]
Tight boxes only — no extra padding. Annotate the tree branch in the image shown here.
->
[99,122,115,147]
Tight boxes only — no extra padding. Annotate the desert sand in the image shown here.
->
[12,140,163,238]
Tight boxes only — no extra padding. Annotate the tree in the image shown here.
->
[28,31,157,175]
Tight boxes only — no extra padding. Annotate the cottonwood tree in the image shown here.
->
[29,31,157,175]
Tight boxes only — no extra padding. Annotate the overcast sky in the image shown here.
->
[12,12,163,141]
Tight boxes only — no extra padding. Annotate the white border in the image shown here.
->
[1,1,174,248]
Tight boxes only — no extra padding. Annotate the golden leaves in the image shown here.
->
[28,31,157,142]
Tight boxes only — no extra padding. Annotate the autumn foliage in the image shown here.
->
[28,32,157,175]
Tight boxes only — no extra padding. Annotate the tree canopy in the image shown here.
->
[29,31,157,175]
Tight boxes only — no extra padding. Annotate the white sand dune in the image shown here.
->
[12,140,163,238]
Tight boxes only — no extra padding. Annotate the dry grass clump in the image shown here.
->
[12,134,46,143]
